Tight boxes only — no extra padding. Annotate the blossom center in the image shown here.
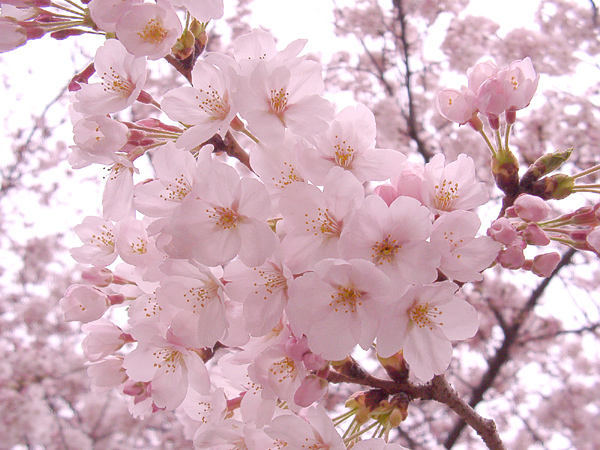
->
[183,284,218,313]
[152,348,183,373]
[305,207,342,237]
[101,68,135,96]
[269,356,297,383]
[371,235,400,264]
[270,87,289,118]
[330,286,362,314]
[130,237,148,254]
[208,206,238,229]
[410,302,443,330]
[434,178,460,211]
[160,173,191,202]
[333,135,355,169]
[90,225,114,248]
[272,161,302,189]
[137,18,168,44]
[195,86,230,120]
[253,265,288,298]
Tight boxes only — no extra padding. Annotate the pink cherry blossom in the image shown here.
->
[265,405,345,450]
[70,115,129,169]
[123,329,211,410]
[133,141,205,218]
[286,258,392,361]
[279,167,364,273]
[377,282,479,381]
[338,195,440,286]
[466,60,498,92]
[162,59,237,150]
[430,210,502,282]
[224,252,293,337]
[116,0,182,60]
[159,161,276,267]
[299,104,406,184]
[498,57,539,115]
[81,318,129,361]
[436,86,478,125]
[114,216,162,268]
[60,284,111,323]
[87,357,127,393]
[88,0,141,33]
[155,259,228,348]
[73,39,146,116]
[70,216,117,267]
[422,153,489,214]
[234,58,334,144]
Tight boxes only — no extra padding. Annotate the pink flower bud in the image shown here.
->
[522,223,550,246]
[513,194,550,222]
[436,87,477,125]
[293,375,328,407]
[532,252,561,277]
[497,245,525,269]
[285,335,311,361]
[107,293,125,305]
[488,217,518,245]
[586,227,600,254]
[302,352,328,372]
[82,267,114,287]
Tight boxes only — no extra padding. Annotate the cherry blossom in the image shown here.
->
[115,0,182,60]
[265,405,345,450]
[72,39,146,116]
[155,259,229,348]
[299,104,406,184]
[162,59,237,150]
[376,281,479,381]
[70,216,117,267]
[338,194,440,286]
[430,210,502,282]
[287,258,392,361]
[422,153,489,214]
[278,167,364,273]
[88,0,140,33]
[234,57,334,144]
[158,160,277,267]
[122,328,211,410]
[224,251,293,337]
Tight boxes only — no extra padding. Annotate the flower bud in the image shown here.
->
[530,174,574,200]
[531,252,561,277]
[522,223,550,246]
[513,194,551,222]
[520,148,572,189]
[377,351,409,382]
[294,375,329,407]
[487,217,518,245]
[491,150,520,196]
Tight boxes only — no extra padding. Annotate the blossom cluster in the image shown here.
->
[436,58,539,130]
[8,0,594,447]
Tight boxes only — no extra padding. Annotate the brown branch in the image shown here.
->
[391,0,433,162]
[328,360,505,450]
[443,247,577,448]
